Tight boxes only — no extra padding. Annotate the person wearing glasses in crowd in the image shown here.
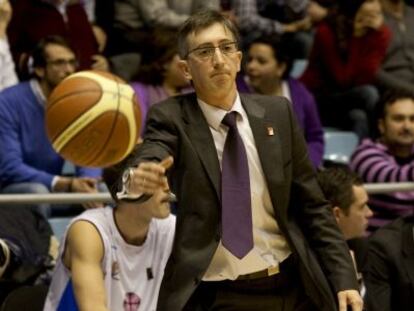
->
[0,35,102,218]
[121,10,362,311]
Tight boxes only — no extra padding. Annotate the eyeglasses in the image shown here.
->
[47,59,78,68]
[186,41,238,60]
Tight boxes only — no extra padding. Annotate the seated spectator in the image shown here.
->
[238,34,324,167]
[317,165,373,293]
[0,0,17,91]
[112,0,219,56]
[376,0,414,96]
[233,0,313,58]
[363,215,414,311]
[7,0,109,78]
[350,91,414,230]
[0,205,57,303]
[0,36,102,218]
[130,29,191,129]
[301,0,391,139]
[43,148,176,311]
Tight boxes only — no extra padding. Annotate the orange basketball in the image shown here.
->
[45,70,141,168]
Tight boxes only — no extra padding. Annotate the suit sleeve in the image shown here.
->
[131,102,178,165]
[286,98,359,293]
[363,237,392,311]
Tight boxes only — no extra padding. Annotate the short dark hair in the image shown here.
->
[376,89,414,120]
[317,165,363,214]
[31,35,75,69]
[177,9,240,59]
[249,34,294,80]
[102,146,140,202]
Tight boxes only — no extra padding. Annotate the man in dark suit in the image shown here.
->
[317,165,374,294]
[120,10,362,311]
[363,216,414,311]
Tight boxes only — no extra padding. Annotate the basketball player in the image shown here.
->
[43,150,175,311]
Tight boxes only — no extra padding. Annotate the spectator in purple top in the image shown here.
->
[350,91,414,231]
[237,34,324,167]
[130,29,191,133]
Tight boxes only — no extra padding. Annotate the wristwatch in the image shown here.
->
[116,168,150,203]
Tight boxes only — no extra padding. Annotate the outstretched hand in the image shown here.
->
[129,156,174,196]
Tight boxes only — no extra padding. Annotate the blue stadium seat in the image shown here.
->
[48,217,72,242]
[323,131,359,164]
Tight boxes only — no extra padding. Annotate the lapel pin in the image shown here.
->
[267,127,274,136]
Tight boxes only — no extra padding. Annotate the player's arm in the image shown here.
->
[64,220,108,311]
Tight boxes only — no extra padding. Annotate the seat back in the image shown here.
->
[323,131,359,164]
[48,217,72,242]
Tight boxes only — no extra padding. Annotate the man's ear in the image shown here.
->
[177,60,192,81]
[33,67,45,79]
[236,50,242,72]
[332,206,343,223]
[277,62,287,78]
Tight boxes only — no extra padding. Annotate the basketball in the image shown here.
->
[45,70,141,168]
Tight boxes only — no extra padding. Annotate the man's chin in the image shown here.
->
[397,139,414,147]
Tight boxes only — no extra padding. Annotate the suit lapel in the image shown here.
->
[241,95,284,187]
[180,94,285,203]
[402,221,414,286]
[182,95,221,199]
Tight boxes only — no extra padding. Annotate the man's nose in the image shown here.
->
[365,206,373,218]
[212,47,225,65]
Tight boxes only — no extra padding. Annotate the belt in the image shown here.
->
[236,266,280,280]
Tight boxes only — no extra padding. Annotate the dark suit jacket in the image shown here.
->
[134,92,358,311]
[364,216,414,311]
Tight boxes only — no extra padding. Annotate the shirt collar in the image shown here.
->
[197,93,244,131]
[29,79,47,108]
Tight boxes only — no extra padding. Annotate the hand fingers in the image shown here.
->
[131,158,174,194]
[338,293,346,311]
[160,156,174,170]
[350,296,363,311]
[75,178,98,190]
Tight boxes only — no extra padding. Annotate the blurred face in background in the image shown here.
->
[246,43,286,95]
[163,54,190,90]
[379,98,414,148]
[356,0,382,19]
[35,43,77,94]
[335,185,373,239]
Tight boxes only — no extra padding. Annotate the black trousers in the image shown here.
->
[183,256,317,311]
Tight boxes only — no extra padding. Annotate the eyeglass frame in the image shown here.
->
[184,41,239,60]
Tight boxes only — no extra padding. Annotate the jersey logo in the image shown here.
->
[123,292,141,311]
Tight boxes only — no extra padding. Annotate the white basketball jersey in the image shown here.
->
[44,207,175,311]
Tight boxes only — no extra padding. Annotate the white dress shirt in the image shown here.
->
[198,93,291,281]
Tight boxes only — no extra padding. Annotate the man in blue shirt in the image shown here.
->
[0,35,102,217]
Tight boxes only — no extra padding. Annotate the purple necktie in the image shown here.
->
[221,112,253,259]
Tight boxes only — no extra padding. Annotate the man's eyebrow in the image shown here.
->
[194,40,235,48]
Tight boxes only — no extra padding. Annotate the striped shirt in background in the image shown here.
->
[350,139,414,230]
